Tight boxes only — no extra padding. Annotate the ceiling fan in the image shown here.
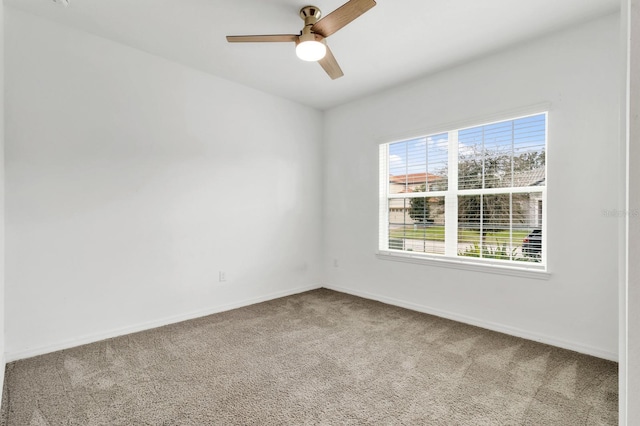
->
[226,0,376,80]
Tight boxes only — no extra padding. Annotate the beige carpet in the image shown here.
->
[1,289,617,425]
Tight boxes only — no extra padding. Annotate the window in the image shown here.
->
[379,112,546,270]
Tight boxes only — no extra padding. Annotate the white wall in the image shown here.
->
[0,2,6,393]
[324,14,621,360]
[619,1,628,422]
[2,5,626,367]
[4,9,323,360]
[627,0,640,421]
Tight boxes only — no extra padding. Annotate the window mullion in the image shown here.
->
[379,144,389,251]
[445,130,458,256]
[425,135,429,192]
[509,193,513,261]
[481,126,485,190]
[511,120,515,187]
[480,194,484,258]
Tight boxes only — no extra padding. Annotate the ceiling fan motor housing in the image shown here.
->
[299,6,322,24]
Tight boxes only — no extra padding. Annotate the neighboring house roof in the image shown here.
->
[390,169,544,190]
[512,168,545,187]
[389,173,444,185]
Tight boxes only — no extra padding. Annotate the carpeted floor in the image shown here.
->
[1,289,618,425]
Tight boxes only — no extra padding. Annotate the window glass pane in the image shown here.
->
[483,121,513,189]
[513,192,543,262]
[458,192,543,262]
[407,138,427,188]
[481,194,512,260]
[458,127,483,189]
[459,114,546,190]
[427,133,448,191]
[458,193,514,261]
[513,115,546,187]
[388,198,409,227]
[388,197,445,255]
[388,134,448,195]
[457,194,481,253]
[389,141,408,194]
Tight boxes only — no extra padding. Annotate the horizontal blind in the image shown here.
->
[457,192,543,261]
[388,197,445,255]
[380,112,546,267]
[458,114,546,190]
[388,133,449,195]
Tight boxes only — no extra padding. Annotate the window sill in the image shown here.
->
[375,250,551,280]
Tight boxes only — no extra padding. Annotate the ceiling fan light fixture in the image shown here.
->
[296,34,326,62]
[227,0,377,78]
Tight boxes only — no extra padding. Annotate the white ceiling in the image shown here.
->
[5,0,619,110]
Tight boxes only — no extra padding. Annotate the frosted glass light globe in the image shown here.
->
[296,39,326,61]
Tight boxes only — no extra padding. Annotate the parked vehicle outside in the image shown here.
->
[522,229,542,259]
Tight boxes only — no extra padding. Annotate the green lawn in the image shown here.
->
[389,226,530,244]
[389,226,445,241]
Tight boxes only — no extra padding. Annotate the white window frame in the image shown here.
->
[377,111,549,279]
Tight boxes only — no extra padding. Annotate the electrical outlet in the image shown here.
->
[219,271,226,282]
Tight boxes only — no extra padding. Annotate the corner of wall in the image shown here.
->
[1,0,7,414]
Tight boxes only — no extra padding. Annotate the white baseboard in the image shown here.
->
[6,283,617,363]
[6,284,322,363]
[323,284,618,362]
